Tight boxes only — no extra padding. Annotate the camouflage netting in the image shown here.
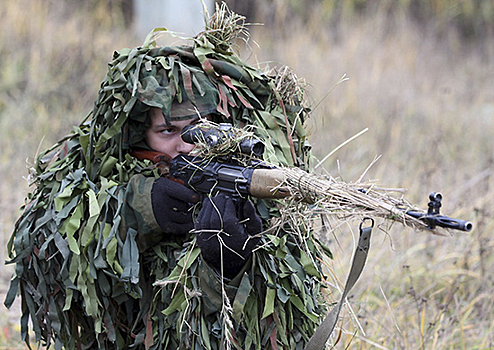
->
[5,5,330,350]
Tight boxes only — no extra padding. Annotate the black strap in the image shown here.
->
[304,218,374,350]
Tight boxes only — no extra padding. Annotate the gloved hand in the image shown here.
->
[151,177,199,235]
[195,193,262,279]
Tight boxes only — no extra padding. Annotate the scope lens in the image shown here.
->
[251,141,265,157]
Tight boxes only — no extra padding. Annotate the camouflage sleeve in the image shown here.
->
[122,174,164,252]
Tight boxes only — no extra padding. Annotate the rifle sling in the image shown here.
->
[304,218,374,350]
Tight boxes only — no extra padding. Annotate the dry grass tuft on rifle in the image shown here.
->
[191,125,438,234]
[187,121,262,161]
[275,167,438,233]
[189,124,439,235]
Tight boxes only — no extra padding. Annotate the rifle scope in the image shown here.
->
[181,123,265,157]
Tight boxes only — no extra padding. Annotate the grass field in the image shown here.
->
[1,1,493,349]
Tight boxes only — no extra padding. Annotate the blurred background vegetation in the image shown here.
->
[1,0,493,348]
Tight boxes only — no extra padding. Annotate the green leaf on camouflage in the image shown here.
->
[232,272,252,320]
[162,289,186,316]
[300,250,321,278]
[61,201,83,255]
[261,288,276,320]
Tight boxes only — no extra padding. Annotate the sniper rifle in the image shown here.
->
[168,124,472,232]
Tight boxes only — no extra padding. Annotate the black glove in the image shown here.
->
[151,177,199,235]
[195,193,262,279]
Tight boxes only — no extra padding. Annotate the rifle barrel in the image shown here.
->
[406,210,473,232]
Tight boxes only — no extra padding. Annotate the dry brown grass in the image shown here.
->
[1,1,493,349]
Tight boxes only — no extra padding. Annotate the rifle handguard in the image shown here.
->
[250,168,290,198]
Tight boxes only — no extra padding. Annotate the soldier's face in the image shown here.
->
[145,107,198,159]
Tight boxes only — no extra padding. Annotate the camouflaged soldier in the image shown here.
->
[5,11,329,350]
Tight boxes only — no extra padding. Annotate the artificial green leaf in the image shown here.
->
[162,289,186,316]
[261,288,276,319]
[300,250,321,278]
[232,272,252,320]
[61,201,82,255]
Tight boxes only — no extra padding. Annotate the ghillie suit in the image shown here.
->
[5,6,329,350]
